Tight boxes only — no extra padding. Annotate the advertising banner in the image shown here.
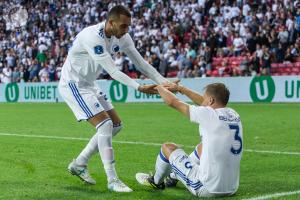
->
[0,76,299,103]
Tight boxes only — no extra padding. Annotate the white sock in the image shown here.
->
[97,119,117,182]
[75,122,123,165]
[189,146,200,165]
[154,149,171,184]
[76,133,98,166]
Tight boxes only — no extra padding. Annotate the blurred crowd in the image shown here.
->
[1,0,300,83]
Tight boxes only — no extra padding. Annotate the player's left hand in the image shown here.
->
[138,84,158,94]
[162,79,180,92]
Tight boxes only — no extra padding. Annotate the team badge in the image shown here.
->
[112,44,120,53]
[94,103,100,108]
[94,45,104,54]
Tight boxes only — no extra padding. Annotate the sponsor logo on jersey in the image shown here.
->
[94,45,104,55]
[250,76,275,102]
[98,28,104,38]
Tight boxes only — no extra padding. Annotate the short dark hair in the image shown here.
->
[107,5,131,20]
[205,83,230,106]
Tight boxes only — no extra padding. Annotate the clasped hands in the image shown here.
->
[138,80,180,94]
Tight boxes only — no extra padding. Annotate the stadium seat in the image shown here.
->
[237,56,245,61]
[294,62,300,67]
[206,70,212,76]
[167,71,178,78]
[295,57,300,62]
[230,61,238,67]
[285,63,294,68]
[291,67,300,73]
[284,67,292,73]
[212,69,219,77]
[290,72,298,75]
[128,72,138,78]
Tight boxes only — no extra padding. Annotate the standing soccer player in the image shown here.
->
[58,5,174,192]
[136,83,243,197]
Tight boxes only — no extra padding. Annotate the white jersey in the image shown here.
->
[60,21,167,89]
[189,105,243,194]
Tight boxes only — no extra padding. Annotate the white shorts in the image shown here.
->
[169,149,212,197]
[58,81,113,121]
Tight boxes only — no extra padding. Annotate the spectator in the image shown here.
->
[1,0,300,81]
[239,55,250,76]
[233,32,245,56]
[12,67,21,83]
[28,59,40,81]
[114,53,124,71]
[38,64,49,82]
[261,47,271,76]
[1,64,12,83]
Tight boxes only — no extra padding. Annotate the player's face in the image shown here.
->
[112,14,131,39]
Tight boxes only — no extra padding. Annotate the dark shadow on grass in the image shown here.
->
[0,157,35,173]
[63,185,104,194]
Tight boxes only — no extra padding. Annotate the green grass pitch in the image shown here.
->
[0,102,299,200]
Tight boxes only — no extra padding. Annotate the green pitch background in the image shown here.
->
[0,103,299,200]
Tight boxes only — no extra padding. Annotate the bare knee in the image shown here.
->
[161,143,178,159]
[88,111,110,128]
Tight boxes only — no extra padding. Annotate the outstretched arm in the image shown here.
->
[156,85,190,117]
[177,86,204,105]
[124,47,168,84]
[162,83,204,105]
[96,54,140,89]
[121,34,179,89]
[97,55,158,94]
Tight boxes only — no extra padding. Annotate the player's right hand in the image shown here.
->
[162,79,180,93]
[138,84,158,94]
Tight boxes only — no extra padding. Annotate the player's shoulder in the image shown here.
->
[118,33,135,49]
[225,107,240,117]
[122,33,132,39]
[190,105,215,115]
[119,33,133,43]
[78,22,105,40]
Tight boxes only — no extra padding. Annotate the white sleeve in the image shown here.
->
[189,105,213,124]
[120,34,169,84]
[95,54,140,90]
